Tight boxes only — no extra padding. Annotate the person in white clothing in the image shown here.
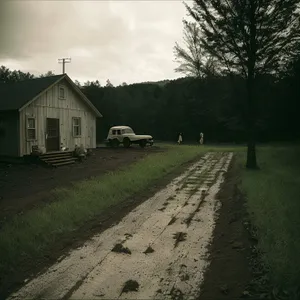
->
[178,133,183,145]
[200,132,204,145]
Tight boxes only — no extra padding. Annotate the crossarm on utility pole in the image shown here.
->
[58,58,71,74]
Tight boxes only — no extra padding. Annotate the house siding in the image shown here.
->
[0,111,20,156]
[19,79,97,156]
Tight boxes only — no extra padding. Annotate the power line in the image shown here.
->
[58,58,71,74]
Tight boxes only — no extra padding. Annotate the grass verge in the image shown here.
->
[0,145,207,290]
[238,146,300,296]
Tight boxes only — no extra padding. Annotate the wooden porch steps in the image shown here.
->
[39,150,77,167]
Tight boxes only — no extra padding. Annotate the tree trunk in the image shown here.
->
[245,0,259,170]
[246,75,259,169]
[246,124,258,169]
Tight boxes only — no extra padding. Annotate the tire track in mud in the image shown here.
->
[8,152,233,300]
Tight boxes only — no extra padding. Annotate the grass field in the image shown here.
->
[0,145,206,286]
[238,145,300,296]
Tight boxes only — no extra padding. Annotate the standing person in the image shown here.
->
[178,133,183,145]
[200,132,204,145]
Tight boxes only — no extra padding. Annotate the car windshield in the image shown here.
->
[124,128,135,134]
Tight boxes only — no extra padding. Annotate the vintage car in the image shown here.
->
[106,126,154,148]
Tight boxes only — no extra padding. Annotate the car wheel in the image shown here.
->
[123,138,131,148]
[139,140,147,148]
[112,139,120,148]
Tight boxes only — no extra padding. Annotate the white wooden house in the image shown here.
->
[0,74,102,157]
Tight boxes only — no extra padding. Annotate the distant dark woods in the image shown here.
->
[1,65,299,144]
[81,71,300,144]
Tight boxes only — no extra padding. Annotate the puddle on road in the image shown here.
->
[8,152,233,300]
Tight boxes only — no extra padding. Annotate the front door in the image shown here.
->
[46,118,60,152]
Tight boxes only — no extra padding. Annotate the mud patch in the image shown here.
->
[120,280,139,294]
[188,186,199,196]
[111,243,131,254]
[143,246,155,254]
[173,232,187,248]
[170,287,184,300]
[179,264,190,282]
[180,273,190,281]
[184,193,206,227]
[168,216,177,226]
[124,233,133,239]
[183,213,194,227]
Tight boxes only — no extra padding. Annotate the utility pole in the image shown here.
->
[58,57,71,74]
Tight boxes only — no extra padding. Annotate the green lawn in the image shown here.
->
[238,146,300,296]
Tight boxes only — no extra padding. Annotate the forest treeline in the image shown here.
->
[0,64,299,143]
[81,68,299,144]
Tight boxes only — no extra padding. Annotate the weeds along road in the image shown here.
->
[9,152,233,300]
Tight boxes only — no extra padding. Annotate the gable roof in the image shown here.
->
[0,74,102,117]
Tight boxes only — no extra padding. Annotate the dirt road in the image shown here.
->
[8,152,233,300]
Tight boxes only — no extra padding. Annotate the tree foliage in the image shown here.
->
[39,71,56,78]
[174,20,220,78]
[0,66,57,83]
[0,66,34,83]
[106,79,114,87]
[174,21,204,78]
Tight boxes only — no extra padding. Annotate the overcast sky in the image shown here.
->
[0,0,190,86]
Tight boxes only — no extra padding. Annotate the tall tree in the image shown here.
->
[183,0,300,169]
[74,80,82,88]
[106,79,114,87]
[82,80,101,88]
[0,115,4,137]
[83,80,91,87]
[39,71,56,77]
[10,70,35,82]
[0,66,10,83]
[91,80,101,87]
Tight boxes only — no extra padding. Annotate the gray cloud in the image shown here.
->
[0,0,188,85]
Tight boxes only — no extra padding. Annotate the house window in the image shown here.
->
[72,117,81,137]
[59,86,66,99]
[27,118,36,140]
